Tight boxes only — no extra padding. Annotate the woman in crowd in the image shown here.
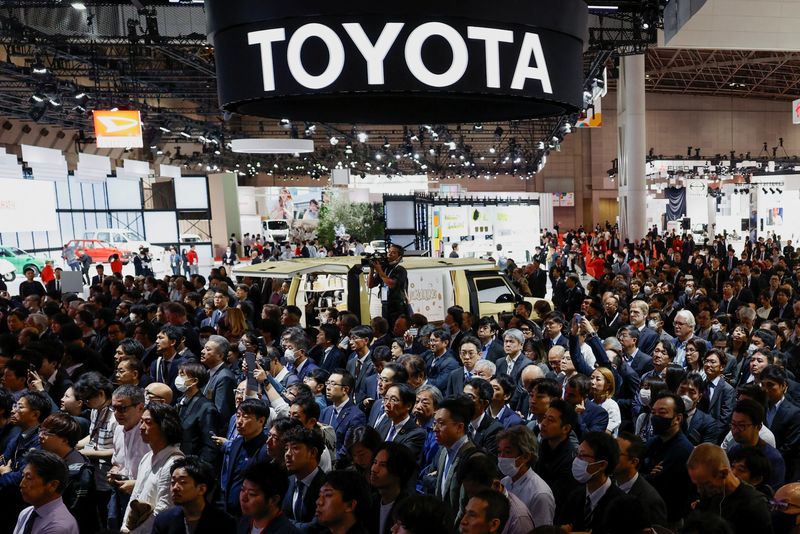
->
[588,366,621,436]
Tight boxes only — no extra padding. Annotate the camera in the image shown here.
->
[361,251,387,269]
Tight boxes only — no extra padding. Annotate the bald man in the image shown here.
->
[144,382,174,404]
[515,364,545,416]
[774,483,800,531]
[687,443,772,534]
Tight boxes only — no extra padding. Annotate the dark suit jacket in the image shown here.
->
[556,482,626,534]
[367,397,385,427]
[718,297,741,316]
[321,399,366,457]
[237,514,301,534]
[152,504,236,534]
[150,353,191,402]
[769,304,795,321]
[482,339,506,363]
[424,351,460,392]
[377,417,426,461]
[44,368,72,407]
[637,326,660,356]
[370,492,409,534]
[435,438,477,520]
[598,313,625,340]
[445,367,469,398]
[204,365,237,433]
[496,406,524,428]
[626,474,668,527]
[177,393,221,466]
[769,398,800,481]
[90,274,109,286]
[528,269,548,298]
[282,468,326,528]
[471,413,503,455]
[629,350,655,376]
[703,376,736,426]
[320,346,347,372]
[578,400,610,439]
[292,358,319,382]
[358,374,380,413]
[687,409,724,445]
[346,353,375,405]
[44,279,63,298]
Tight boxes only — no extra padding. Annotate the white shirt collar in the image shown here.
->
[617,472,638,493]
[471,412,485,431]
[587,477,612,510]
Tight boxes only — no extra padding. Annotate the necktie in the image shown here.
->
[767,404,778,427]
[23,511,38,534]
[583,494,593,528]
[55,280,60,292]
[386,425,398,442]
[355,359,362,378]
[293,481,305,520]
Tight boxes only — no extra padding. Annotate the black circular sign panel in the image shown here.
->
[206,1,588,124]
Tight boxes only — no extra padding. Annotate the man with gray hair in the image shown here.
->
[473,359,497,380]
[413,383,442,494]
[497,328,533,410]
[282,327,318,381]
[200,334,236,432]
[672,309,697,367]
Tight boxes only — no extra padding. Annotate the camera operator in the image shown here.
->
[367,244,408,330]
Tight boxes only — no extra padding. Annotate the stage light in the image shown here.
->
[71,2,86,10]
[763,187,768,194]
[159,126,171,133]
[279,118,291,129]
[345,144,353,154]
[473,122,483,131]
[329,136,339,145]
[489,147,496,154]
[383,137,391,149]
[357,132,368,143]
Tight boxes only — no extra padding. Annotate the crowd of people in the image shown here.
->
[0,224,799,533]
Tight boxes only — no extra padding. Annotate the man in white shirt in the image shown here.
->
[497,426,555,527]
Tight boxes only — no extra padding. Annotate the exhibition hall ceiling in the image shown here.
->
[0,0,798,177]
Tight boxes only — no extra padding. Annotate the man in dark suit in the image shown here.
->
[769,287,795,320]
[717,280,741,316]
[237,461,300,534]
[367,363,408,427]
[543,317,570,353]
[282,427,327,530]
[762,365,800,482]
[200,335,237,433]
[463,378,504,456]
[90,264,108,286]
[423,329,460,392]
[444,335,482,398]
[150,324,192,402]
[699,350,736,426]
[345,326,376,405]
[564,374,609,439]
[219,399,269,516]
[370,317,393,351]
[617,325,654,377]
[368,442,414,534]
[152,455,236,534]
[477,318,505,363]
[45,267,64,299]
[527,259,548,298]
[434,397,477,523]
[320,370,366,458]
[496,329,533,408]
[555,432,627,534]
[284,330,319,382]
[614,432,668,527]
[317,324,347,372]
[376,384,426,462]
[680,373,725,445]
[598,295,626,339]
[176,363,222,467]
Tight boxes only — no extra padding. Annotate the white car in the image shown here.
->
[364,240,386,254]
[0,259,15,282]
[83,228,165,259]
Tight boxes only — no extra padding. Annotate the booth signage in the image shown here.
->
[206,1,587,123]
[93,110,144,148]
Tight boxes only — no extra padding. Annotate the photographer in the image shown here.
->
[367,243,408,330]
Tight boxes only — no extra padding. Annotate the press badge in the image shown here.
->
[381,284,388,300]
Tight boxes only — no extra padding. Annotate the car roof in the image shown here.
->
[233,256,497,278]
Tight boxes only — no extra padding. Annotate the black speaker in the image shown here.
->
[681,218,690,230]
[741,218,749,231]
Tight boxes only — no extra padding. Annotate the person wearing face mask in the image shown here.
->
[496,426,555,527]
[679,372,724,445]
[687,443,773,534]
[640,392,694,530]
[633,377,668,442]
[174,362,221,468]
[555,431,626,534]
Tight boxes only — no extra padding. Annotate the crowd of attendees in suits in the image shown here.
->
[2,225,800,533]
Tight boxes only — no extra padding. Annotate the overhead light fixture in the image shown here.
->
[357,132,368,143]
[329,136,339,145]
[48,98,61,107]
[159,126,171,133]
[32,57,48,75]
[179,129,192,138]
[587,5,619,10]
[473,122,483,131]
[71,2,86,10]
[230,138,313,154]
[345,144,353,154]
[30,94,44,103]
[383,137,391,149]
[74,92,87,100]
[279,118,291,129]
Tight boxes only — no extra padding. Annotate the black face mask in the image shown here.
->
[650,415,673,436]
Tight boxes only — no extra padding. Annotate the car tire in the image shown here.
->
[2,272,14,282]
[24,265,40,276]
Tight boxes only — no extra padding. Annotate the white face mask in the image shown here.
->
[644,286,653,295]
[174,375,191,393]
[238,341,247,353]
[497,456,520,478]
[711,323,721,332]
[571,457,599,484]
[747,343,757,355]
[681,394,694,412]
[284,348,296,364]
[647,319,659,330]
[129,313,138,323]
[638,388,652,406]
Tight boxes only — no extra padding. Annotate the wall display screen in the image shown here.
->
[0,178,58,232]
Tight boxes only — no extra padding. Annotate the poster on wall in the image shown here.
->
[264,187,325,221]
[767,207,784,226]
[407,271,445,321]
[551,193,575,207]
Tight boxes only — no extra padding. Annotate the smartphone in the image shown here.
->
[574,313,583,323]
[409,327,418,337]
[244,351,258,392]
[110,473,130,481]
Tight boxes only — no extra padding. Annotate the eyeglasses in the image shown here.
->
[325,381,343,387]
[111,404,135,413]
[730,422,753,431]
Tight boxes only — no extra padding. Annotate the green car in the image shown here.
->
[0,245,45,277]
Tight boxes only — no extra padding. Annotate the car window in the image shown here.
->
[112,233,127,243]
[0,249,11,257]
[9,247,24,255]
[97,232,110,243]
[474,276,514,304]
[122,231,142,241]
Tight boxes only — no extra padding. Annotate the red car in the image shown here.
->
[63,239,130,265]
